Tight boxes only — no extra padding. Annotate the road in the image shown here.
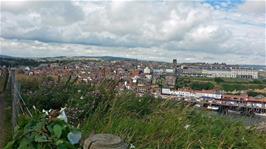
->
[0,93,5,148]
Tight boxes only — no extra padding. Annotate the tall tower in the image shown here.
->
[173,59,177,74]
[173,59,177,66]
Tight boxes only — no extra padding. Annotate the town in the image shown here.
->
[2,57,266,117]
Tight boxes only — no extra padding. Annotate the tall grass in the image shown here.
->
[81,92,266,149]
[17,75,266,148]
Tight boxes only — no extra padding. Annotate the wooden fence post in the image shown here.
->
[2,68,9,92]
[11,69,17,135]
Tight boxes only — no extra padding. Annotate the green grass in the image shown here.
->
[15,76,266,148]
[0,74,13,146]
[0,77,5,93]
[80,92,266,149]
[3,91,12,146]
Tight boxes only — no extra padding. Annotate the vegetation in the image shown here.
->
[190,82,214,90]
[5,112,81,149]
[247,91,266,97]
[175,77,191,89]
[176,77,266,92]
[4,75,265,148]
[214,77,224,84]
[0,58,41,67]
[0,70,12,146]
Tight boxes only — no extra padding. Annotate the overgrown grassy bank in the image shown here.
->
[6,75,266,148]
[80,92,266,148]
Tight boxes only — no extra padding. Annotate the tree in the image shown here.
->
[190,82,214,90]
[214,77,224,84]
[175,77,191,89]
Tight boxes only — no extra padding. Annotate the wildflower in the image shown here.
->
[57,107,68,123]
[184,124,190,130]
[129,144,136,149]
[42,109,49,115]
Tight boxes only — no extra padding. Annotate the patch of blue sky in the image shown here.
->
[204,0,245,11]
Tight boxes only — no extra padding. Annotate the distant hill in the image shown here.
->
[1,55,265,69]
[240,65,266,71]
[0,55,17,59]
[0,55,139,67]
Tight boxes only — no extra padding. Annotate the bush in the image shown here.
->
[247,91,266,97]
[175,77,191,89]
[5,113,81,149]
[190,82,214,90]
[252,79,263,84]
[214,77,224,84]
[221,84,247,91]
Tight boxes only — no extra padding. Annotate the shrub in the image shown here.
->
[4,113,81,149]
[190,82,214,90]
[221,84,247,91]
[175,77,191,89]
[214,77,224,84]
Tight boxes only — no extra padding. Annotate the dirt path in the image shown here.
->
[0,93,5,148]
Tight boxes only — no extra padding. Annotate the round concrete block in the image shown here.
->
[83,134,128,149]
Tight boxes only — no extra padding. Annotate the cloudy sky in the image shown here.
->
[0,0,265,65]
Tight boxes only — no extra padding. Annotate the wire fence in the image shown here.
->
[10,69,32,134]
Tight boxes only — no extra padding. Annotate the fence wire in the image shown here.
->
[10,69,32,133]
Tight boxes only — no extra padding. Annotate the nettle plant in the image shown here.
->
[5,111,81,149]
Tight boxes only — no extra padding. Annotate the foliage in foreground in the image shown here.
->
[5,112,81,149]
[15,76,266,148]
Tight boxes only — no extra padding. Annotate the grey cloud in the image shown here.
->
[0,0,265,65]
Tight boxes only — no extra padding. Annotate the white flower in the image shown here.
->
[184,124,190,130]
[80,96,84,100]
[129,144,136,149]
[57,109,68,123]
[42,109,48,115]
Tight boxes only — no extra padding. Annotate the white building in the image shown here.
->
[144,67,151,74]
[202,69,258,79]
[161,88,222,99]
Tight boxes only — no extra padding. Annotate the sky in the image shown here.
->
[0,0,265,65]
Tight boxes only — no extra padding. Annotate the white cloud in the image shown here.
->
[238,0,265,15]
[0,0,265,65]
